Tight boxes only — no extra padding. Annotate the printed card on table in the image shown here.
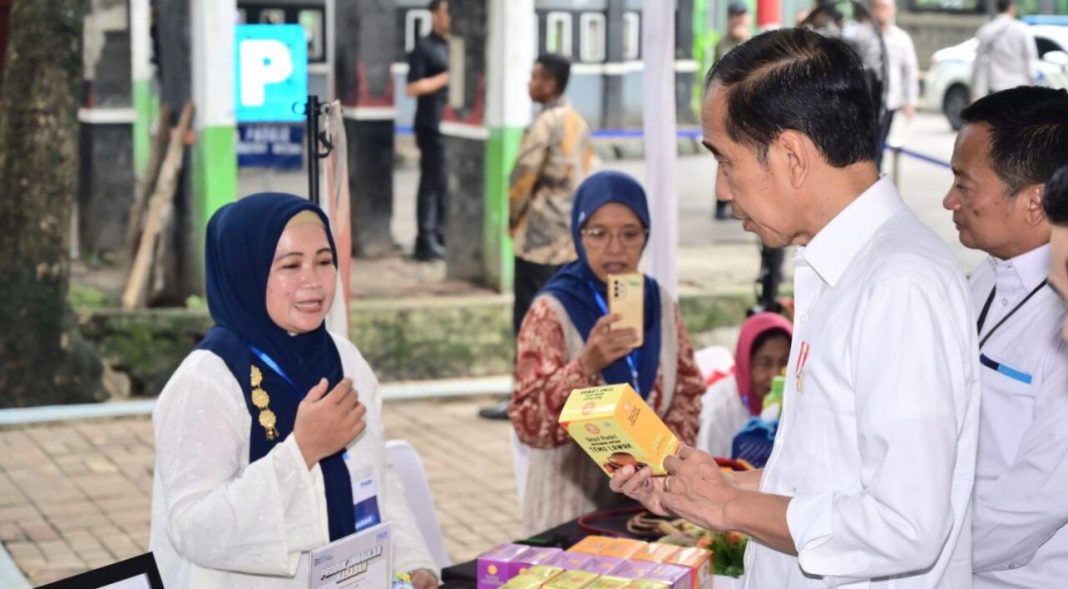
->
[310,522,392,589]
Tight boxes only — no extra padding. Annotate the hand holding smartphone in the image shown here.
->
[608,272,644,347]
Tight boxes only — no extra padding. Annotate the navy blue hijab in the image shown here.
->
[540,171,662,397]
[195,192,354,542]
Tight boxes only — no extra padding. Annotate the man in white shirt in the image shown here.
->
[970,0,1037,99]
[869,0,919,171]
[611,28,980,588]
[1045,165,1068,340]
[943,86,1068,588]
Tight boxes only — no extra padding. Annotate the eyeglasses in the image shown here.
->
[580,226,649,249]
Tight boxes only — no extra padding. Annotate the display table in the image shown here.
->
[439,510,745,588]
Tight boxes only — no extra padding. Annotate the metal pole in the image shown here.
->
[642,0,679,299]
[307,94,321,202]
[892,145,902,187]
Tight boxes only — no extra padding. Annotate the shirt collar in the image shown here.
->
[986,243,1052,291]
[797,176,905,288]
[543,96,569,110]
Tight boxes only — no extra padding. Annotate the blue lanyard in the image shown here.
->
[247,343,354,460]
[247,343,300,395]
[587,281,642,394]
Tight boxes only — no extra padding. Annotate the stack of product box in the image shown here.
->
[476,536,712,588]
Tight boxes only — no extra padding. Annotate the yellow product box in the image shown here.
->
[501,577,551,589]
[587,576,634,589]
[665,547,712,589]
[523,565,564,580]
[559,384,681,476]
[543,570,601,589]
[631,542,681,563]
[598,538,647,559]
[624,581,671,589]
[500,573,547,589]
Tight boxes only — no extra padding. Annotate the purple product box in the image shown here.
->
[646,563,692,589]
[610,560,658,579]
[548,551,596,571]
[579,555,626,576]
[477,543,534,588]
[518,546,564,567]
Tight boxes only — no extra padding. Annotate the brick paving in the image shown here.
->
[0,395,519,586]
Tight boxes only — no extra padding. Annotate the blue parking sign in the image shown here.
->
[235,25,308,122]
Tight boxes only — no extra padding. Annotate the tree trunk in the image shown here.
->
[0,0,106,407]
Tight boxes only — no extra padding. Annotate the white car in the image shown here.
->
[922,22,1068,130]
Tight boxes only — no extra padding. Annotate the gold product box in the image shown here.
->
[543,570,601,588]
[559,384,681,476]
[500,573,550,588]
[524,565,565,580]
[587,577,634,588]
[624,581,671,589]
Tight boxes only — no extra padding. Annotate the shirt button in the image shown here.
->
[1002,298,1009,306]
[800,314,808,326]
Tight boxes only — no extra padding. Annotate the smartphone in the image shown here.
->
[608,273,644,347]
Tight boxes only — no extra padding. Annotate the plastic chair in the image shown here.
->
[385,439,451,569]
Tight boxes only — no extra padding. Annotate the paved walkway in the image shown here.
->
[0,395,519,586]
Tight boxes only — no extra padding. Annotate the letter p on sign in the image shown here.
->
[235,25,307,122]
[241,40,293,107]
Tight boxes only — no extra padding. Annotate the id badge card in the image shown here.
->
[345,458,382,532]
[310,522,392,588]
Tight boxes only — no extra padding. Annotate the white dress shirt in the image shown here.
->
[971,15,1038,93]
[969,245,1068,588]
[881,25,920,112]
[149,334,437,588]
[745,177,981,588]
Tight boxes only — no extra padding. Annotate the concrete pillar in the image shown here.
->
[484,0,534,290]
[602,0,626,130]
[154,0,196,299]
[130,0,154,179]
[443,0,532,291]
[190,0,237,289]
[78,0,135,258]
[675,0,698,126]
[441,0,488,284]
[642,0,678,298]
[336,0,398,258]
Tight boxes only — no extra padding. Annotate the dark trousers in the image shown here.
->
[875,109,897,171]
[415,130,446,250]
[514,257,564,335]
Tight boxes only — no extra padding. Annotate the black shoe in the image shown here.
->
[478,398,511,420]
[412,241,445,261]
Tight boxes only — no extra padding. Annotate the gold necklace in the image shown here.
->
[250,365,279,440]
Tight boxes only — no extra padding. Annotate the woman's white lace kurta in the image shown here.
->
[150,333,437,588]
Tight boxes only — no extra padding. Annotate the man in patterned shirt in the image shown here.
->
[480,53,593,420]
[509,53,594,336]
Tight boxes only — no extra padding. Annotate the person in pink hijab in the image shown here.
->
[697,312,792,457]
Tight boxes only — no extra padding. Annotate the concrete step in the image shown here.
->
[76,289,756,398]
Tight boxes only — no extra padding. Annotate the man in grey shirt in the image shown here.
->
[971,0,1037,99]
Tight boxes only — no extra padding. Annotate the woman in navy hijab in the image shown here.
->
[508,171,706,533]
[149,193,438,588]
